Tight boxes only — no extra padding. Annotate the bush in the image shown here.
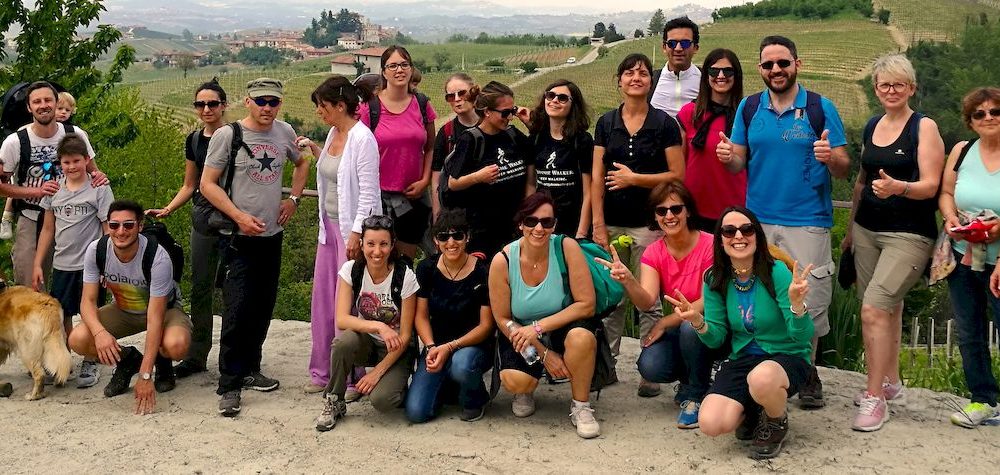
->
[520,61,539,74]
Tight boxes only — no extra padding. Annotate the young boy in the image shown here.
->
[0,92,78,240]
[32,132,112,389]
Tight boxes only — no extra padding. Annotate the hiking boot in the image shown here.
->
[243,371,279,392]
[637,380,662,398]
[798,366,825,409]
[570,402,601,439]
[303,382,326,394]
[735,408,760,441]
[174,360,207,379]
[77,360,101,389]
[460,405,487,422]
[950,402,1000,428]
[852,393,889,432]
[750,411,788,459]
[677,400,700,429]
[315,393,347,431]
[512,393,536,417]
[104,347,142,398]
[218,390,242,417]
[344,384,362,402]
[855,378,905,406]
[154,355,176,393]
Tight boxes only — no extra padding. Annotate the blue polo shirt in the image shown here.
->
[730,86,846,228]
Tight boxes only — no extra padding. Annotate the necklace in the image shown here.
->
[733,274,756,292]
[442,254,469,280]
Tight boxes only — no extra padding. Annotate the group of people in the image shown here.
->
[3,15,1000,460]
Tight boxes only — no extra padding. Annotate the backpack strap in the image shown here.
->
[647,68,662,104]
[415,92,431,125]
[906,111,923,152]
[350,259,366,309]
[390,259,407,311]
[141,235,159,287]
[367,97,381,132]
[225,122,249,195]
[803,90,826,139]
[16,128,31,187]
[443,119,456,154]
[467,127,487,164]
[96,234,110,280]
[954,138,978,173]
[188,129,202,161]
[739,92,763,143]
[63,123,75,134]
[551,234,574,307]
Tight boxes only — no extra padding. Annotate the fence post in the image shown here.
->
[946,319,952,359]
[928,317,935,368]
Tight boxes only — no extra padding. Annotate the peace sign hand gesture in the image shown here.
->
[593,244,634,283]
[788,260,813,314]
[663,290,702,325]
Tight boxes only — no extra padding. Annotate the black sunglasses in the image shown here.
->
[252,97,281,107]
[490,107,519,119]
[362,215,393,230]
[654,204,685,217]
[108,220,138,231]
[522,216,556,229]
[544,91,572,104]
[664,39,694,50]
[193,100,223,109]
[720,223,756,239]
[434,230,467,242]
[444,90,468,103]
[759,59,793,70]
[971,108,1000,120]
[706,67,736,78]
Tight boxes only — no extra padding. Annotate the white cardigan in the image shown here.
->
[316,121,382,245]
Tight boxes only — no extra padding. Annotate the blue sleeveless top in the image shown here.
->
[508,235,568,325]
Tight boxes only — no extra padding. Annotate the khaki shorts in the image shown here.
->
[763,224,834,338]
[852,225,934,312]
[99,304,192,339]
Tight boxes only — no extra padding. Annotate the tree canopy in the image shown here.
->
[302,8,363,48]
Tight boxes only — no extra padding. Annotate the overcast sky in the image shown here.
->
[276,0,744,14]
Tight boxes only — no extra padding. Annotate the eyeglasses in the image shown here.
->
[654,204,685,217]
[971,108,1000,121]
[875,82,909,93]
[434,230,467,242]
[707,67,736,78]
[108,220,138,231]
[193,100,223,109]
[522,216,557,229]
[759,59,793,70]
[664,39,694,50]
[362,215,394,230]
[490,107,519,119]
[544,91,572,104]
[720,223,756,239]
[384,62,411,72]
[252,97,281,107]
[444,90,468,103]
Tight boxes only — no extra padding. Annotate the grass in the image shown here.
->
[901,349,1000,399]
[874,0,1000,43]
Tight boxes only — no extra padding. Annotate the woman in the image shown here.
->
[843,54,944,432]
[405,209,494,423]
[488,192,600,439]
[315,215,419,432]
[527,79,594,238]
[359,46,436,260]
[147,78,228,378]
[592,53,685,396]
[298,75,383,394]
[943,86,1000,428]
[669,206,812,460]
[594,181,719,429]
[431,73,479,219]
[677,48,746,232]
[445,81,533,257]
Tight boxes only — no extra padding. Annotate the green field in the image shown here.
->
[501,46,592,67]
[875,0,999,43]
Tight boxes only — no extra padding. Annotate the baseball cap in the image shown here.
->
[247,78,283,99]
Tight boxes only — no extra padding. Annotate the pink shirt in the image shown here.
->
[359,96,437,193]
[640,231,714,301]
[677,102,747,220]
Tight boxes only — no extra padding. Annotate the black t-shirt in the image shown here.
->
[431,118,476,172]
[186,129,211,197]
[594,106,682,227]
[532,131,594,235]
[415,255,492,349]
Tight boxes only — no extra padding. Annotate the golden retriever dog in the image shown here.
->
[0,286,71,400]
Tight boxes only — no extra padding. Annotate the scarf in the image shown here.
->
[692,101,734,150]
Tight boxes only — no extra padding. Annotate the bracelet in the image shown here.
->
[541,348,549,363]
[901,181,910,197]
[790,304,807,316]
[425,343,437,350]
[691,319,706,331]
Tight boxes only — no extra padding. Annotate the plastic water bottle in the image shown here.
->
[505,320,539,364]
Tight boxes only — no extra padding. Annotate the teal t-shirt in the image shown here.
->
[952,141,1000,262]
[508,235,567,325]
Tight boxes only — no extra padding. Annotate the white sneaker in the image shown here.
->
[570,402,601,439]
[0,218,12,240]
[77,360,100,388]
[512,393,535,417]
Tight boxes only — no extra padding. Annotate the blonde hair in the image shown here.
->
[57,91,76,109]
[871,53,916,86]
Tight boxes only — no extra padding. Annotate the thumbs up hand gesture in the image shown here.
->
[716,131,734,163]
[813,129,832,164]
[871,168,901,199]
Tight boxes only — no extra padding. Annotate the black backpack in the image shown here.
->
[367,93,431,132]
[96,220,184,300]
[349,258,408,316]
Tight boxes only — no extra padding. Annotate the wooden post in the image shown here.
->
[928,318,935,368]
[946,319,953,359]
[911,317,919,348]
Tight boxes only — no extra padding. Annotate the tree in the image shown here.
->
[593,22,606,38]
[236,46,286,66]
[520,61,538,74]
[474,32,491,44]
[648,8,665,36]
[177,54,196,78]
[432,51,451,72]
[634,29,644,39]
[182,28,194,41]
[353,60,366,76]
[877,9,891,25]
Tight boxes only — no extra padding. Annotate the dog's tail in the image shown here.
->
[42,309,72,384]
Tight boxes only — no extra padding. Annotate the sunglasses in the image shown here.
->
[434,230,467,242]
[384,62,411,72]
[664,39,694,50]
[252,97,281,107]
[444,90,468,103]
[362,215,394,230]
[654,204,685,217]
[193,100,223,109]
[971,108,1000,120]
[108,220,138,231]
[522,216,556,229]
[544,91,572,104]
[707,67,736,78]
[720,223,756,239]
[759,59,793,70]
[490,107,519,119]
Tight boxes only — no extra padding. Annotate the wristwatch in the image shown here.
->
[289,195,301,207]
[139,372,152,381]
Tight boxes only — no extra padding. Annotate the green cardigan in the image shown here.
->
[698,261,814,362]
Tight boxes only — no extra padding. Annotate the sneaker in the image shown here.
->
[243,371,279,392]
[460,405,487,422]
[512,393,536,417]
[637,380,662,398]
[677,400,700,429]
[570,402,601,439]
[950,402,1000,428]
[174,360,207,379]
[154,355,176,393]
[303,383,326,394]
[798,366,825,409]
[218,390,242,417]
[735,409,760,441]
[344,385,362,402]
[750,411,788,459]
[852,393,889,432]
[77,360,100,388]
[854,378,905,406]
[104,347,142,398]
[315,393,347,431]
[0,218,13,240]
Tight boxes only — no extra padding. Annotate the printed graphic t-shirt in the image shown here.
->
[40,177,114,271]
[82,234,176,314]
[532,131,594,235]
[339,260,419,341]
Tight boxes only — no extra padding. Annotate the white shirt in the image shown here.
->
[650,64,701,118]
[316,121,382,245]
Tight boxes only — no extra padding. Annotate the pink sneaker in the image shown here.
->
[852,393,889,432]
[854,378,905,406]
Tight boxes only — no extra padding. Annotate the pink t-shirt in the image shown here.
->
[677,102,747,220]
[639,231,714,301]
[359,96,437,193]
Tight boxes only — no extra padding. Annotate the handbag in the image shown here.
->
[192,122,249,236]
[837,247,856,290]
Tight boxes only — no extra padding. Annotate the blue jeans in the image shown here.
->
[405,346,491,423]
[947,261,1000,405]
[636,323,721,403]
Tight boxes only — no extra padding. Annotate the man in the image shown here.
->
[648,16,701,118]
[201,78,308,417]
[68,200,191,415]
[717,36,850,418]
[0,81,107,287]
